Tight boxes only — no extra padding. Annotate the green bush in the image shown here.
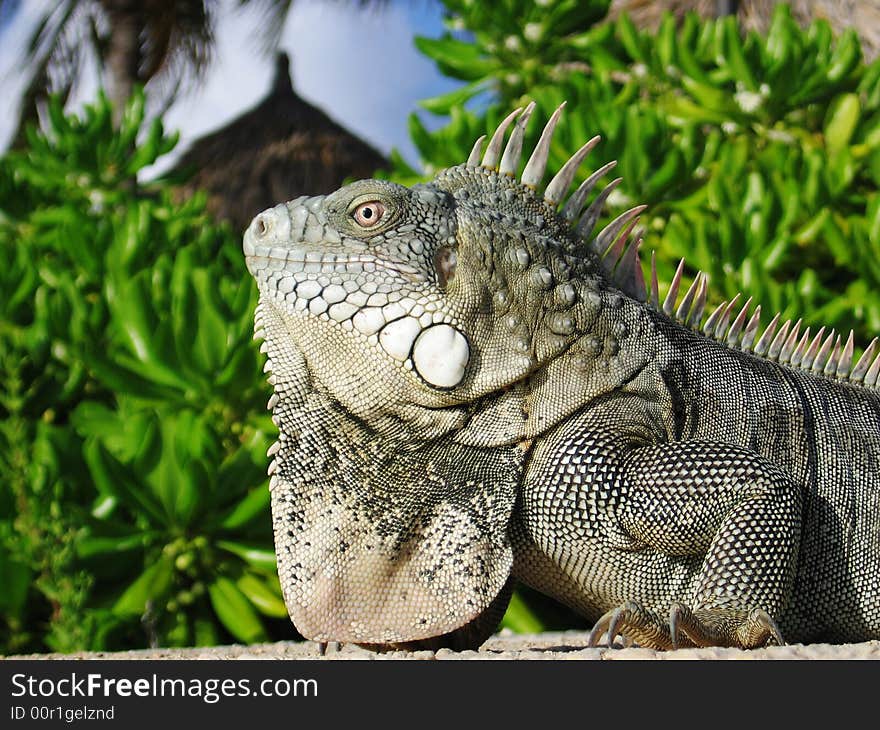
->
[0,91,287,653]
[391,0,880,631]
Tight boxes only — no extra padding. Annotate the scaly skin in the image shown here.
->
[244,105,880,650]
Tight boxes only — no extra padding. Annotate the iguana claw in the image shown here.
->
[317,641,342,656]
[668,603,785,649]
[587,600,675,650]
[588,600,786,650]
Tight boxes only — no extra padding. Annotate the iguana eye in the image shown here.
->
[352,200,386,227]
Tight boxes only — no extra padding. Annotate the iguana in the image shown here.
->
[243,103,880,651]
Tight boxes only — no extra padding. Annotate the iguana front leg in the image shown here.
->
[518,417,803,650]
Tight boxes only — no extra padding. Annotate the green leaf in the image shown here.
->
[413,36,497,82]
[822,213,852,265]
[214,345,259,390]
[825,146,856,196]
[46,95,69,139]
[193,617,220,647]
[0,550,32,613]
[824,93,860,153]
[500,590,545,634]
[644,148,684,200]
[83,439,166,525]
[77,348,180,401]
[105,272,189,390]
[216,540,277,570]
[190,268,229,374]
[408,113,438,163]
[150,431,197,527]
[208,576,267,643]
[655,13,677,70]
[660,94,729,125]
[868,194,880,246]
[419,80,486,116]
[616,13,645,64]
[721,16,757,91]
[76,532,150,559]
[826,29,861,83]
[113,554,175,616]
[219,488,271,530]
[794,208,830,245]
[236,572,288,618]
[681,75,736,114]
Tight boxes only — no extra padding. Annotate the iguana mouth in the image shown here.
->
[244,244,422,280]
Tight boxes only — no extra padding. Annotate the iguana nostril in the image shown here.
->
[254,215,270,238]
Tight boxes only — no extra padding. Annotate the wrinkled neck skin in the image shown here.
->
[453,279,664,449]
[259,271,663,645]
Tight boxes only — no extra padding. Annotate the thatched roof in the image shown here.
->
[609,0,880,61]
[171,52,388,233]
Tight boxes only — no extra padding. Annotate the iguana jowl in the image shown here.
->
[243,103,880,650]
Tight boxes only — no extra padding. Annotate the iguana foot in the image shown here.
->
[588,600,677,650]
[668,603,784,649]
[587,600,785,650]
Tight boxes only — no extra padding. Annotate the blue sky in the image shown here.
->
[0,0,463,169]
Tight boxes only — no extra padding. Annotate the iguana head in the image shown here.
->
[243,103,649,646]
[244,103,647,443]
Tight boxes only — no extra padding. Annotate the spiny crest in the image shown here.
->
[468,102,880,390]
[659,270,877,386]
[469,101,648,300]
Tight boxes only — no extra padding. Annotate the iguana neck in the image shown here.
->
[455,288,663,447]
[267,377,523,644]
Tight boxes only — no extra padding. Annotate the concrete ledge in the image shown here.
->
[6,631,880,660]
